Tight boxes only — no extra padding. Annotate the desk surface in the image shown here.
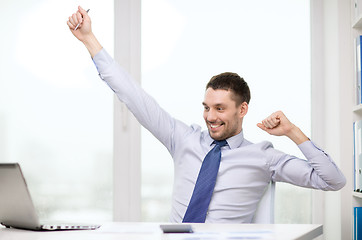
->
[0,222,323,240]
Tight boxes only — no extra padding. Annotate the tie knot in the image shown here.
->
[213,140,228,148]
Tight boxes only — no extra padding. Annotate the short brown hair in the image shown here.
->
[206,72,251,106]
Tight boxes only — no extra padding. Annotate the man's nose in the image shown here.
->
[207,109,217,122]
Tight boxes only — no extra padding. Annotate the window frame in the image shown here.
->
[113,0,142,221]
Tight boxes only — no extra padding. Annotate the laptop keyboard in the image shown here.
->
[41,224,100,230]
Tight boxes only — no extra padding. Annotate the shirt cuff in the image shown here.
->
[298,140,328,160]
[92,48,113,74]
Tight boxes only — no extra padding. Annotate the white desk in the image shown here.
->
[0,222,323,240]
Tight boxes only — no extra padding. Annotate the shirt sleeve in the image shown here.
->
[92,48,191,155]
[269,140,346,191]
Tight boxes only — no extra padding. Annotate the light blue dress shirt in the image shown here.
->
[93,49,346,223]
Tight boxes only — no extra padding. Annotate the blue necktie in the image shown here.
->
[182,140,228,223]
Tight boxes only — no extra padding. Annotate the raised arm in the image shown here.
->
[67,6,102,58]
[66,6,193,155]
[258,110,346,190]
[257,110,309,145]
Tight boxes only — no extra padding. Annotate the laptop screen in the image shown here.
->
[0,163,41,230]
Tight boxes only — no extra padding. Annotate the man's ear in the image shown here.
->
[239,102,248,117]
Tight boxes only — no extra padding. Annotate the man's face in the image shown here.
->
[202,88,247,141]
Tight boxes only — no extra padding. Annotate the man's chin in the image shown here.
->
[208,131,225,141]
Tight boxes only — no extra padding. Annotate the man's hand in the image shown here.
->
[257,111,309,145]
[67,6,92,42]
[67,6,102,58]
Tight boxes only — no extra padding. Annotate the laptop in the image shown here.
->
[0,163,100,231]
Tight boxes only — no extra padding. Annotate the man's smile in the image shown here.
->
[208,122,224,130]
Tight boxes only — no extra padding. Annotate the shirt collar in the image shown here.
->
[205,130,245,149]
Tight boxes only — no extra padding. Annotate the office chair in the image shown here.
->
[251,181,275,224]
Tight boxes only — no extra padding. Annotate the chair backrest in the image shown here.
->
[251,181,275,224]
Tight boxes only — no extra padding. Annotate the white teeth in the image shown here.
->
[210,124,221,129]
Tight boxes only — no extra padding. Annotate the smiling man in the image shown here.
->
[68,6,346,223]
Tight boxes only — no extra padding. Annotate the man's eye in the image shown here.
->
[204,106,209,111]
[217,107,224,111]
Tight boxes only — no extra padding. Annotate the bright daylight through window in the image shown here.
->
[0,0,114,223]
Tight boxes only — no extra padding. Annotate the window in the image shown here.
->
[0,0,114,223]
[141,0,311,223]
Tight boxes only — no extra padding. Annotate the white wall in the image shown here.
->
[311,0,352,239]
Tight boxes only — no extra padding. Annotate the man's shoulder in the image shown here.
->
[238,139,278,158]
[256,140,274,149]
[173,122,204,141]
[242,138,274,149]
